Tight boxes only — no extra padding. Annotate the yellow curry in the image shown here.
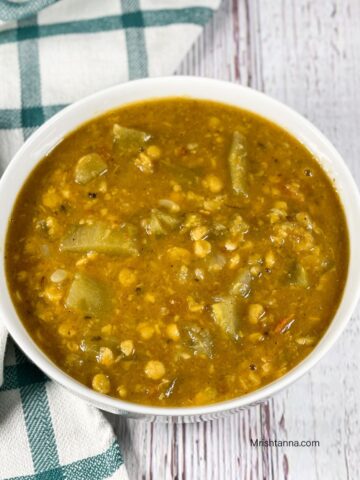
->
[5,98,348,407]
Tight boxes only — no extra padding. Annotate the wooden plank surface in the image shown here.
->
[108,1,360,478]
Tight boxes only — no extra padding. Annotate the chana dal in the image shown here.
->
[5,98,348,407]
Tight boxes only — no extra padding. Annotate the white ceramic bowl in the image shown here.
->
[1,77,360,422]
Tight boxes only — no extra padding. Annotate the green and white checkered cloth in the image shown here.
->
[0,1,220,478]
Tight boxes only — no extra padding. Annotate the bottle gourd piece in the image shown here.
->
[65,273,111,316]
[112,124,151,160]
[60,223,139,256]
[74,153,108,185]
[228,131,248,195]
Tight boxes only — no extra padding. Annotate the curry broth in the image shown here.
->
[5,98,348,407]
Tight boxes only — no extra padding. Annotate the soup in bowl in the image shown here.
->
[0,77,359,419]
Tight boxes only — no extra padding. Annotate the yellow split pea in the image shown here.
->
[145,360,166,380]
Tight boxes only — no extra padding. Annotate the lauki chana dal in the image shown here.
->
[5,98,348,407]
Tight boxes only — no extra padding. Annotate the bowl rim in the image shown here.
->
[1,76,360,417]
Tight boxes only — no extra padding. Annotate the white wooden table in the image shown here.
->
[108,1,360,478]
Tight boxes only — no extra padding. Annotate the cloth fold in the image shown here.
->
[0,0,58,23]
[0,0,220,478]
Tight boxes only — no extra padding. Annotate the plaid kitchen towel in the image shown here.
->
[0,0,220,479]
